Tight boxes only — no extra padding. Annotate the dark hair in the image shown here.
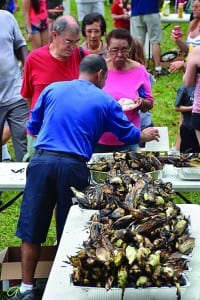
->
[80,54,107,74]
[53,16,80,35]
[31,0,40,13]
[81,13,107,37]
[106,28,132,47]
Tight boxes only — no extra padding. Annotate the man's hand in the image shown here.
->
[139,127,160,144]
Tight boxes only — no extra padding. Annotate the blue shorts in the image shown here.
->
[16,151,90,244]
[26,23,48,34]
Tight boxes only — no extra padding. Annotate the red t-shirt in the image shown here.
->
[21,44,88,110]
[111,0,130,30]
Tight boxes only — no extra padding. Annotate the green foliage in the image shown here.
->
[0,1,198,254]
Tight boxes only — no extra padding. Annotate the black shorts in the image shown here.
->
[192,113,200,130]
[180,124,200,153]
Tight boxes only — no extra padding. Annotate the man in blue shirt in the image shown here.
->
[130,0,167,76]
[12,54,159,300]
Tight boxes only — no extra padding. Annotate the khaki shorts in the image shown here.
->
[130,13,162,44]
[23,135,36,162]
[76,2,104,21]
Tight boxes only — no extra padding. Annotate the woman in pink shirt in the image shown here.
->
[95,28,154,152]
[22,0,48,49]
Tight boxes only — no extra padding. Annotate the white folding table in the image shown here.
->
[42,204,200,300]
[160,13,190,30]
[0,162,28,212]
[161,164,200,192]
[0,162,28,191]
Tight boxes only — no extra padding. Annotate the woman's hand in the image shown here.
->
[135,97,143,107]
[171,30,182,43]
[137,98,152,113]
[169,60,184,73]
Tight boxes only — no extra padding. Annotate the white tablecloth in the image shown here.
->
[42,204,200,300]
[160,13,190,24]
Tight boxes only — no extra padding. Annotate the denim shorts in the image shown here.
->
[26,23,48,34]
[16,152,90,244]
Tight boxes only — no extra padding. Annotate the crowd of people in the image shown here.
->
[0,0,199,299]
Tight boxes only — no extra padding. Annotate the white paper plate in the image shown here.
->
[118,98,140,112]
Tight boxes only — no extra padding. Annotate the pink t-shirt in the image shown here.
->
[98,65,154,145]
[193,73,200,114]
[29,0,48,29]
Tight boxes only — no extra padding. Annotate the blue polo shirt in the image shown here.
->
[131,0,160,16]
[27,80,140,160]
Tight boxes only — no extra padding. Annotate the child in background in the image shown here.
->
[130,38,155,148]
[174,85,200,152]
[22,0,49,49]
[111,0,130,30]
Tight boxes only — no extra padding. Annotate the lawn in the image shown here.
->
[0,1,198,254]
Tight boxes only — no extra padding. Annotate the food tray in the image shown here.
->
[88,153,114,184]
[88,152,114,164]
[177,167,200,180]
[70,273,190,300]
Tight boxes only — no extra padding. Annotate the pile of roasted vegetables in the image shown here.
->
[89,151,200,172]
[70,158,195,299]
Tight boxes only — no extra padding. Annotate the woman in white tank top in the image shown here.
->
[170,0,200,73]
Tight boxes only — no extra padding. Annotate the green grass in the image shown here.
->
[0,1,199,254]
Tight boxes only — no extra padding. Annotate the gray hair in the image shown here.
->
[53,16,80,35]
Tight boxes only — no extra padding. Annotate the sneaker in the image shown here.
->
[7,287,35,300]
[154,68,169,77]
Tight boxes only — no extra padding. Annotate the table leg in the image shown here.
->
[175,192,193,204]
[0,191,23,213]
[162,23,170,30]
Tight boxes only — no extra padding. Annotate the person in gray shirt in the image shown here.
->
[0,0,29,161]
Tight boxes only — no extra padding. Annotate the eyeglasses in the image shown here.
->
[108,47,130,55]
[63,38,80,46]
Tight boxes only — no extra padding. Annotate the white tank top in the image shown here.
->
[186,34,200,50]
